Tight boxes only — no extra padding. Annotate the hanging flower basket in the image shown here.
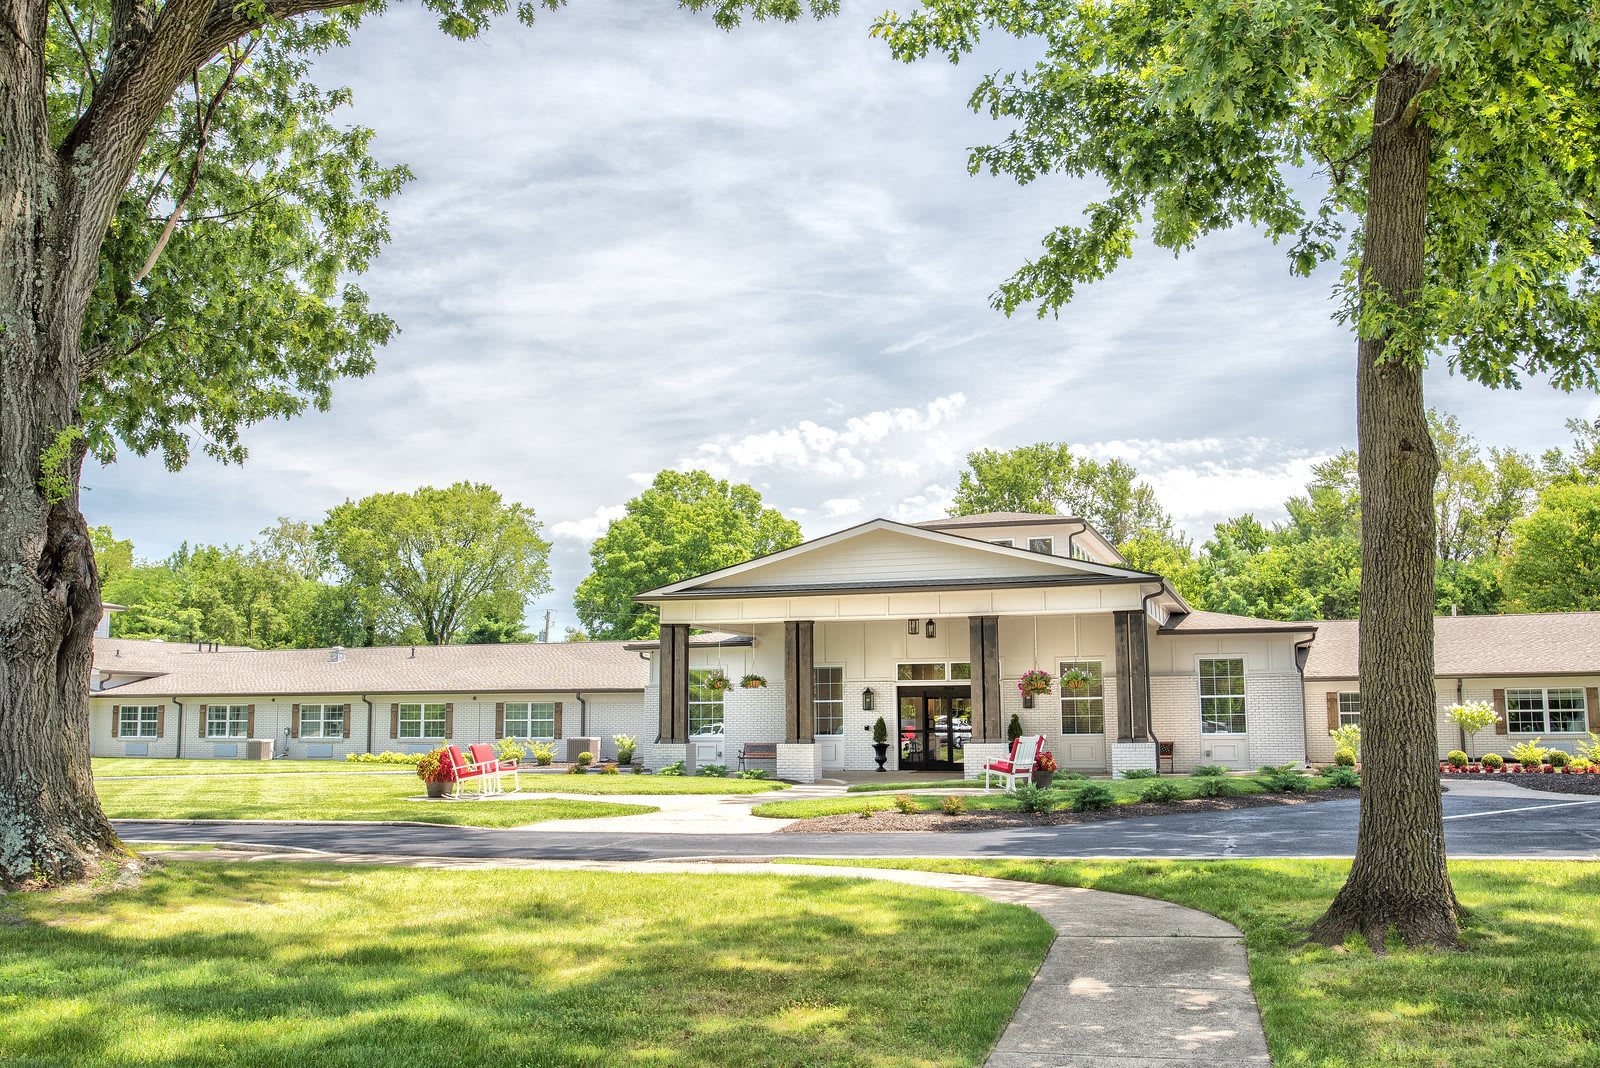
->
[705,671,732,693]
[740,674,768,689]
[1018,669,1053,699]
[1063,668,1094,692]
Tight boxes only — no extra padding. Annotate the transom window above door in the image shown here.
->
[897,662,971,682]
[1198,658,1247,734]
[1505,688,1587,733]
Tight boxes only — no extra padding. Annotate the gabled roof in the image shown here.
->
[1303,613,1600,680]
[637,517,1176,605]
[92,639,649,698]
[915,512,1083,529]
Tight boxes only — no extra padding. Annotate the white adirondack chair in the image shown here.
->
[983,734,1045,791]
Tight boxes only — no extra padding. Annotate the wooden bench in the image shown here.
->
[738,741,778,771]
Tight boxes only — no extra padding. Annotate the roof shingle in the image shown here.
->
[1303,613,1600,679]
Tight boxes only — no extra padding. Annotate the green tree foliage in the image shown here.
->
[950,443,1173,545]
[1541,418,1600,487]
[458,604,535,645]
[574,470,803,640]
[322,483,551,646]
[1502,485,1600,613]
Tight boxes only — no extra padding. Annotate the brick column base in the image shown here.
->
[646,742,688,774]
[1112,741,1158,778]
[777,743,822,783]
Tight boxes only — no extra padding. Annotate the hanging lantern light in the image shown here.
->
[925,619,937,639]
[861,687,876,711]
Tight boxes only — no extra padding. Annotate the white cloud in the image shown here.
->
[552,504,627,541]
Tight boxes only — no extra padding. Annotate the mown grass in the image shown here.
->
[95,772,654,828]
[846,778,985,792]
[93,757,405,777]
[0,862,1053,1068]
[753,773,1341,818]
[781,858,1600,1068]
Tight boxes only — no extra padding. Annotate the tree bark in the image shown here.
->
[1309,58,1459,949]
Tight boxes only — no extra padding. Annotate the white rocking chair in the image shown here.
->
[983,735,1045,791]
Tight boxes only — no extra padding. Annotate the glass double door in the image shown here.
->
[898,687,972,771]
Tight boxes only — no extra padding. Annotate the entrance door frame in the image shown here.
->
[896,685,972,772]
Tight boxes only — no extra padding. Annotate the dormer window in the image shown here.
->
[989,539,1014,548]
[1027,537,1054,555]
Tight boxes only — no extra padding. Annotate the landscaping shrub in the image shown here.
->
[1120,768,1157,780]
[733,768,770,780]
[577,751,595,767]
[566,762,585,774]
[1196,777,1235,799]
[657,761,685,776]
[1007,714,1024,744]
[1333,748,1357,767]
[1192,764,1228,777]
[1139,780,1182,803]
[1329,723,1362,757]
[1257,763,1310,792]
[528,741,555,767]
[1056,771,1086,783]
[345,751,424,765]
[857,803,878,819]
[1572,757,1593,772]
[1069,783,1116,812]
[612,734,637,765]
[1548,749,1571,768]
[1323,766,1361,788]
[892,793,918,814]
[1509,739,1548,768]
[1010,782,1055,814]
[1579,732,1600,763]
[600,763,620,775]
[1446,750,1469,769]
[695,764,728,778]
[1481,752,1504,770]
[496,738,527,764]
[939,794,966,815]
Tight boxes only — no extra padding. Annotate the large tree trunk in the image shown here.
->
[1,7,127,887]
[1310,59,1459,948]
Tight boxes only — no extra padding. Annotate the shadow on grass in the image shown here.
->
[0,863,1052,1068]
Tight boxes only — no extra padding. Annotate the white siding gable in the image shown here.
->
[700,527,1104,589]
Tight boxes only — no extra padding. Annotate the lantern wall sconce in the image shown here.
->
[925,619,937,639]
[907,619,919,635]
[861,687,876,711]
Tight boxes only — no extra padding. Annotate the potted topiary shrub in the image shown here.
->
[872,716,890,772]
[1018,669,1052,709]
[1007,714,1023,746]
[416,747,451,798]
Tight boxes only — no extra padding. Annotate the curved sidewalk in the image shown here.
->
[143,849,1270,1067]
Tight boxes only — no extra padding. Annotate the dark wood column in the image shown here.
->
[969,616,1003,741]
[783,621,815,743]
[1113,609,1152,741]
[657,623,690,742]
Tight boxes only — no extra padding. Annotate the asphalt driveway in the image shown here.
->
[115,790,1600,862]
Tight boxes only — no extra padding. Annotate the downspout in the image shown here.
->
[576,692,589,737]
[1294,636,1315,768]
[362,695,375,755]
[1139,587,1162,760]
[1456,677,1466,750]
[174,699,184,758]
[1064,519,1088,559]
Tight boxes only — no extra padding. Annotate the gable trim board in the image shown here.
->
[637,518,1174,600]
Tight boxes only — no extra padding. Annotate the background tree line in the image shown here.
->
[954,413,1600,621]
[97,482,550,648]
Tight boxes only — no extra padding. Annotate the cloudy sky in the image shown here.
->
[85,1,1599,632]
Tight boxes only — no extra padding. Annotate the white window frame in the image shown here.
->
[120,705,160,739]
[503,701,556,739]
[298,703,344,739]
[206,704,249,739]
[398,702,447,739]
[688,669,726,737]
[895,661,972,684]
[1059,660,1105,735]
[813,665,845,736]
[1505,687,1588,734]
[1198,657,1247,735]
[1336,691,1361,727]
[1028,536,1054,555]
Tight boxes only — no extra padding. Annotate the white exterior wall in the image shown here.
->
[90,690,644,760]
[1149,632,1308,771]
[1305,676,1600,763]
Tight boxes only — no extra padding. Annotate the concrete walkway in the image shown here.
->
[141,850,1269,1067]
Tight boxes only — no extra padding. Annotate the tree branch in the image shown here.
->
[55,0,98,92]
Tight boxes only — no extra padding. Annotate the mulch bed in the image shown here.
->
[778,788,1361,833]
[1458,775,1600,797]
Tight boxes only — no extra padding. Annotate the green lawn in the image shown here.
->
[846,778,985,792]
[95,771,655,828]
[781,858,1600,1068]
[0,862,1053,1068]
[93,757,407,777]
[753,773,1337,818]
